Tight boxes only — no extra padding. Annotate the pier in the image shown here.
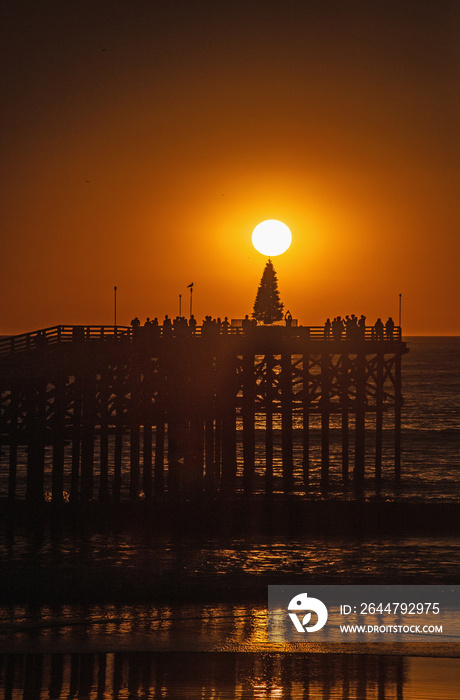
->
[0,324,408,504]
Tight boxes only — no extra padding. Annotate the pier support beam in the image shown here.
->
[7,387,19,502]
[113,371,124,501]
[341,355,349,485]
[375,352,384,487]
[142,423,153,499]
[26,384,46,504]
[281,352,293,493]
[395,353,402,482]
[354,352,366,487]
[154,419,165,494]
[98,372,110,502]
[71,377,82,502]
[320,352,330,491]
[265,354,274,495]
[242,352,255,495]
[302,354,310,492]
[204,418,216,491]
[52,378,66,504]
[81,375,95,502]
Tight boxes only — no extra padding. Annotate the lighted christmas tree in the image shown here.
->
[252,259,284,324]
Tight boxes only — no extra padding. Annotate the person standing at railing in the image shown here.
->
[189,314,197,335]
[163,315,172,337]
[374,317,384,340]
[332,316,344,340]
[385,317,395,340]
[242,314,251,334]
[358,315,366,339]
[324,318,331,339]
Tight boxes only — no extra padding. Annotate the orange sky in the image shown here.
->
[1,1,459,335]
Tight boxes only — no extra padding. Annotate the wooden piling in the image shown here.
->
[154,419,165,493]
[395,352,402,482]
[220,354,237,494]
[52,378,65,503]
[142,423,153,499]
[113,375,124,500]
[341,355,349,484]
[194,419,205,489]
[375,352,384,486]
[26,384,46,504]
[321,352,330,490]
[354,352,366,485]
[204,417,215,491]
[221,409,237,494]
[81,375,95,502]
[7,387,18,502]
[129,363,141,499]
[302,354,310,492]
[281,351,293,493]
[167,418,181,493]
[265,354,274,495]
[71,377,82,502]
[99,373,110,501]
[214,416,222,483]
[242,352,256,495]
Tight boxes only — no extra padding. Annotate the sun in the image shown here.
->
[252,220,292,256]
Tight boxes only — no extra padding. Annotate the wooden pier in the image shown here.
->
[0,324,408,503]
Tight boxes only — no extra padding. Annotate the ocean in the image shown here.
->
[0,337,459,697]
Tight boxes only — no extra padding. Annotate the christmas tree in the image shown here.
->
[252,259,284,324]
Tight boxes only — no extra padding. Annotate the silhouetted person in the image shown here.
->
[162,315,172,336]
[345,315,351,340]
[201,315,213,337]
[222,316,230,334]
[332,316,344,341]
[130,316,140,339]
[189,314,197,335]
[374,317,384,340]
[324,318,331,339]
[350,314,359,340]
[151,317,160,338]
[242,314,251,334]
[385,317,395,340]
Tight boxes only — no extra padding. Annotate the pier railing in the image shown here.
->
[0,323,403,358]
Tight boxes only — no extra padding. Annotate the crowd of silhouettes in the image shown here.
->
[324,315,396,340]
[129,314,397,340]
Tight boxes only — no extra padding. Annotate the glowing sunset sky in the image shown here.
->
[1,1,459,335]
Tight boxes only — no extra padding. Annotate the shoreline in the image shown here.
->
[2,496,460,536]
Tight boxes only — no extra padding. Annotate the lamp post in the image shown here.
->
[187,282,194,318]
[114,286,117,328]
